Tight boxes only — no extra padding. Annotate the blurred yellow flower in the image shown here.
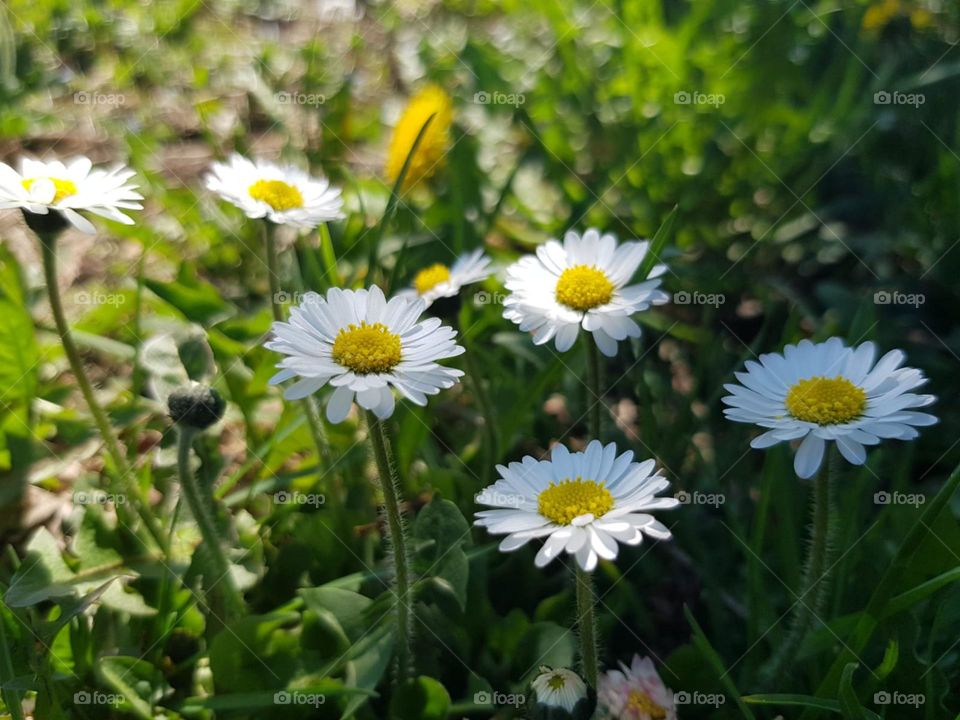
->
[384,84,453,192]
[862,0,933,32]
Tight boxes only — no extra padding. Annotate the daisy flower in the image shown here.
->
[502,228,669,357]
[384,84,453,192]
[474,440,678,572]
[723,337,937,479]
[397,249,492,307]
[0,156,142,234]
[529,667,593,720]
[205,154,344,229]
[265,286,464,423]
[597,655,677,720]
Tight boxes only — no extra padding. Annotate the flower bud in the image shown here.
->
[168,383,226,430]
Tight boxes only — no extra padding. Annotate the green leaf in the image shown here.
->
[95,656,172,720]
[412,496,472,609]
[744,694,843,712]
[638,204,677,280]
[683,606,756,720]
[837,663,878,720]
[389,675,451,720]
[144,263,233,324]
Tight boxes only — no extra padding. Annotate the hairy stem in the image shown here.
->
[575,565,599,687]
[176,427,244,621]
[39,234,166,551]
[365,411,413,680]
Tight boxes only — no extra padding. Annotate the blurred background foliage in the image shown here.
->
[1,0,959,717]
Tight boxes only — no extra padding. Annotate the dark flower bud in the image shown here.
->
[168,383,226,430]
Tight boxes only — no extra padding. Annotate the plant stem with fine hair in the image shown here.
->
[365,411,413,680]
[176,427,244,621]
[575,565,599,687]
[764,447,839,685]
[39,234,166,551]
[262,222,331,475]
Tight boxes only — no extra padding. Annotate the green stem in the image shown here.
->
[585,337,602,439]
[263,222,331,476]
[365,411,412,680]
[39,235,166,551]
[463,338,498,484]
[176,427,244,621]
[0,606,24,720]
[575,566,599,687]
[764,448,838,685]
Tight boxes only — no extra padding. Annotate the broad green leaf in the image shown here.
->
[96,656,172,720]
[390,675,451,720]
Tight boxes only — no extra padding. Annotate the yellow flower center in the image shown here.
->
[331,322,402,374]
[547,674,567,691]
[537,477,614,526]
[22,177,77,203]
[785,376,866,425]
[555,265,614,311]
[413,263,451,295]
[627,690,667,719]
[248,179,304,211]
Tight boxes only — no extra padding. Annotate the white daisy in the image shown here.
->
[205,154,344,229]
[502,228,669,357]
[531,667,590,717]
[397,249,492,307]
[474,440,678,572]
[722,337,938,479]
[597,655,677,720]
[0,156,143,234]
[265,286,464,423]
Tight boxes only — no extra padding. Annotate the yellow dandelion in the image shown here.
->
[384,84,453,192]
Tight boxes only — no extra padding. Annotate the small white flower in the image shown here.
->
[474,440,678,572]
[397,249,492,307]
[531,667,589,714]
[205,154,344,229]
[503,228,669,357]
[597,655,677,720]
[265,286,464,422]
[0,156,143,234]
[723,337,938,479]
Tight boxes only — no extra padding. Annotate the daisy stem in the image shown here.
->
[463,335,498,484]
[585,337,603,439]
[176,426,244,622]
[575,565,599,687]
[764,447,838,684]
[263,222,331,476]
[365,411,413,680]
[39,234,166,552]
